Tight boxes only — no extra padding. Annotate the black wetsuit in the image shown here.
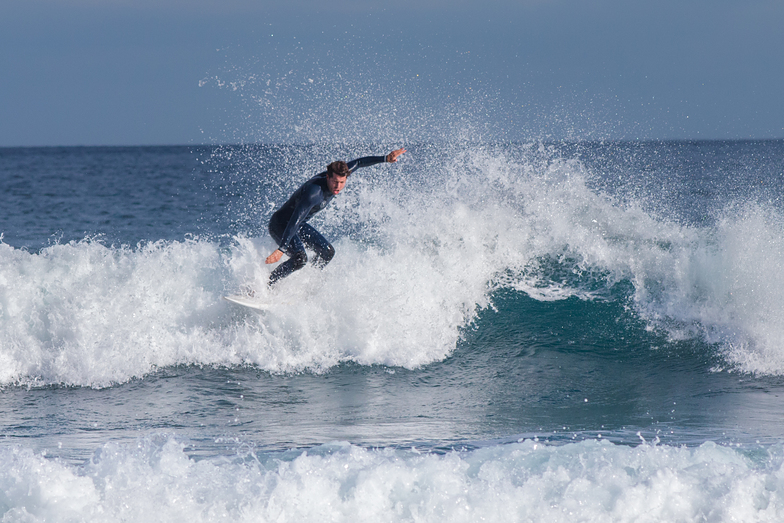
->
[268,156,387,285]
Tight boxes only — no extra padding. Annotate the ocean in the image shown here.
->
[2,140,784,521]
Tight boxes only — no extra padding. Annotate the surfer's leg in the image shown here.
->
[268,234,308,286]
[298,224,335,268]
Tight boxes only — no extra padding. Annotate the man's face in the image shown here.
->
[326,173,348,195]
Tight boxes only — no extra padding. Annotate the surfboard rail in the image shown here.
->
[223,295,273,311]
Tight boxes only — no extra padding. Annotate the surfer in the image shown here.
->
[265,148,407,286]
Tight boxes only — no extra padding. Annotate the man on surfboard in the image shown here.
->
[265,148,407,286]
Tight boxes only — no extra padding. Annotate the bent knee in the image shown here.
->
[291,251,308,270]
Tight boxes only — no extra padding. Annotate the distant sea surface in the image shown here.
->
[2,141,784,521]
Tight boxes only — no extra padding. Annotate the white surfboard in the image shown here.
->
[223,294,273,311]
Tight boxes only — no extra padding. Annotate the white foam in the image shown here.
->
[1,437,783,522]
[4,145,784,384]
[0,239,234,387]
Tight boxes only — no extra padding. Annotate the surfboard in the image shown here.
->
[223,294,273,311]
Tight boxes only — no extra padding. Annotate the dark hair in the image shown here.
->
[326,161,350,177]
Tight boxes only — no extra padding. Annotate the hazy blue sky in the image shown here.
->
[1,0,782,145]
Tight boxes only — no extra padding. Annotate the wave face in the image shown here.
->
[2,142,784,386]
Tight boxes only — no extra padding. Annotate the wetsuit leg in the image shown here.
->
[297,223,335,268]
[268,234,307,286]
[268,218,309,286]
[267,219,334,286]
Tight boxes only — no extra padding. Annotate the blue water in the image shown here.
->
[2,141,784,521]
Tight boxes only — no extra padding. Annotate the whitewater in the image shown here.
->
[2,141,784,521]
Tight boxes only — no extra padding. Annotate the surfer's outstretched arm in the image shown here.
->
[386,148,406,163]
[345,148,407,174]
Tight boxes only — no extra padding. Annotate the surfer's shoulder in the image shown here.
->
[302,175,328,201]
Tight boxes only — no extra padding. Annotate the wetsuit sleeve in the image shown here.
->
[346,156,387,174]
[278,183,323,249]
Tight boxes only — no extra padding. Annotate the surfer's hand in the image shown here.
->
[266,250,283,264]
[386,148,406,163]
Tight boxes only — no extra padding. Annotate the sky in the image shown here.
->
[1,0,783,146]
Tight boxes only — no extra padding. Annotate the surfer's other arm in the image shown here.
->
[266,249,283,264]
